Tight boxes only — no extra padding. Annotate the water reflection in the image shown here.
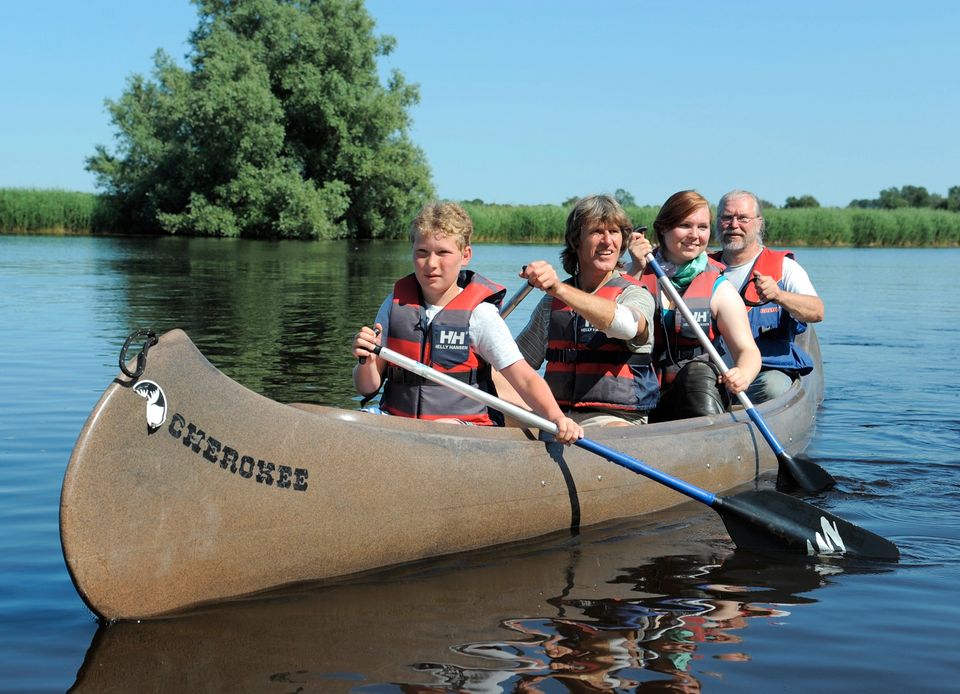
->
[69,510,889,693]
[407,551,888,693]
[96,236,412,407]
[92,236,543,408]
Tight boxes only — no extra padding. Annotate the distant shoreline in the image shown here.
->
[3,188,959,246]
[3,228,958,248]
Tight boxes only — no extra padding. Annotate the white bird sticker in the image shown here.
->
[132,380,167,431]
[805,516,847,555]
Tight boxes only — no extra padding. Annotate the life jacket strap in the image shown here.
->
[385,364,489,387]
[545,348,652,366]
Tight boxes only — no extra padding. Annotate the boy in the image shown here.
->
[352,201,581,444]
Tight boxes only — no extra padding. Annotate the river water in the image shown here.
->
[1,236,958,692]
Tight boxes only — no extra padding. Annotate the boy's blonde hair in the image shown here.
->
[408,201,473,251]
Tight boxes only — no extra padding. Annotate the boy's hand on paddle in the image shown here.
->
[552,415,583,445]
[353,324,382,363]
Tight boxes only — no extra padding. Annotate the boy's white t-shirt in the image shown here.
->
[374,292,523,371]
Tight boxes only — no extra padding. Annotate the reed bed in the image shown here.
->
[0,189,105,233]
[465,202,960,247]
[3,189,959,245]
[763,207,960,247]
[464,202,662,244]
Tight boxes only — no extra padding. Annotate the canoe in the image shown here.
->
[60,327,824,621]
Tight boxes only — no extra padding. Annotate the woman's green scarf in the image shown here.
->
[655,251,708,292]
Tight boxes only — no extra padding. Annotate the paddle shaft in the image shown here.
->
[644,253,836,494]
[646,254,790,454]
[374,345,716,506]
[499,282,534,320]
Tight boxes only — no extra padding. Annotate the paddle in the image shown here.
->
[373,344,898,560]
[643,252,836,494]
[499,281,534,320]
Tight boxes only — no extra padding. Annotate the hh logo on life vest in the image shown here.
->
[689,310,710,326]
[434,328,468,350]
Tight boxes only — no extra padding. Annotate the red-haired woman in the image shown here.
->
[629,190,760,421]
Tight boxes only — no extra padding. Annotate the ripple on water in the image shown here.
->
[888,536,960,566]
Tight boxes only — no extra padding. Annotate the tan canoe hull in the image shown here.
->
[60,328,823,621]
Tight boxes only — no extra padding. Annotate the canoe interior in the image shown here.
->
[60,328,823,620]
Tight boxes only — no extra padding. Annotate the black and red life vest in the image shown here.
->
[381,271,505,424]
[544,274,659,412]
[638,257,726,384]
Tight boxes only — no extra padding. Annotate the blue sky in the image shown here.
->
[2,0,957,207]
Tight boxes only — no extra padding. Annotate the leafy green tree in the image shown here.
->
[947,186,960,212]
[614,188,637,207]
[849,185,960,211]
[899,185,931,208]
[877,187,908,209]
[784,195,820,208]
[87,0,433,239]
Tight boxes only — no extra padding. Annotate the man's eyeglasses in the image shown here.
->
[719,214,760,226]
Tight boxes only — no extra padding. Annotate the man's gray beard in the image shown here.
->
[721,234,744,252]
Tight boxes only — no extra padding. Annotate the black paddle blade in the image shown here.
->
[713,490,899,561]
[776,452,836,493]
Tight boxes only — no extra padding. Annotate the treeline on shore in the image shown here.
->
[3,188,960,247]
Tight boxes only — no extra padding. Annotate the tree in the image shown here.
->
[947,186,960,212]
[849,185,960,211]
[614,188,637,207]
[877,187,908,209]
[899,185,931,208]
[86,0,433,239]
[784,195,820,208]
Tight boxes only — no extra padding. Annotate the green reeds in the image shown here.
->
[764,207,960,247]
[463,202,661,244]
[4,189,959,245]
[0,188,104,234]
[464,202,960,247]
[463,203,568,243]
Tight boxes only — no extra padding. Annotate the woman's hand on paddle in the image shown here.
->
[353,324,382,362]
[719,366,750,395]
[627,227,652,276]
[552,415,583,445]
